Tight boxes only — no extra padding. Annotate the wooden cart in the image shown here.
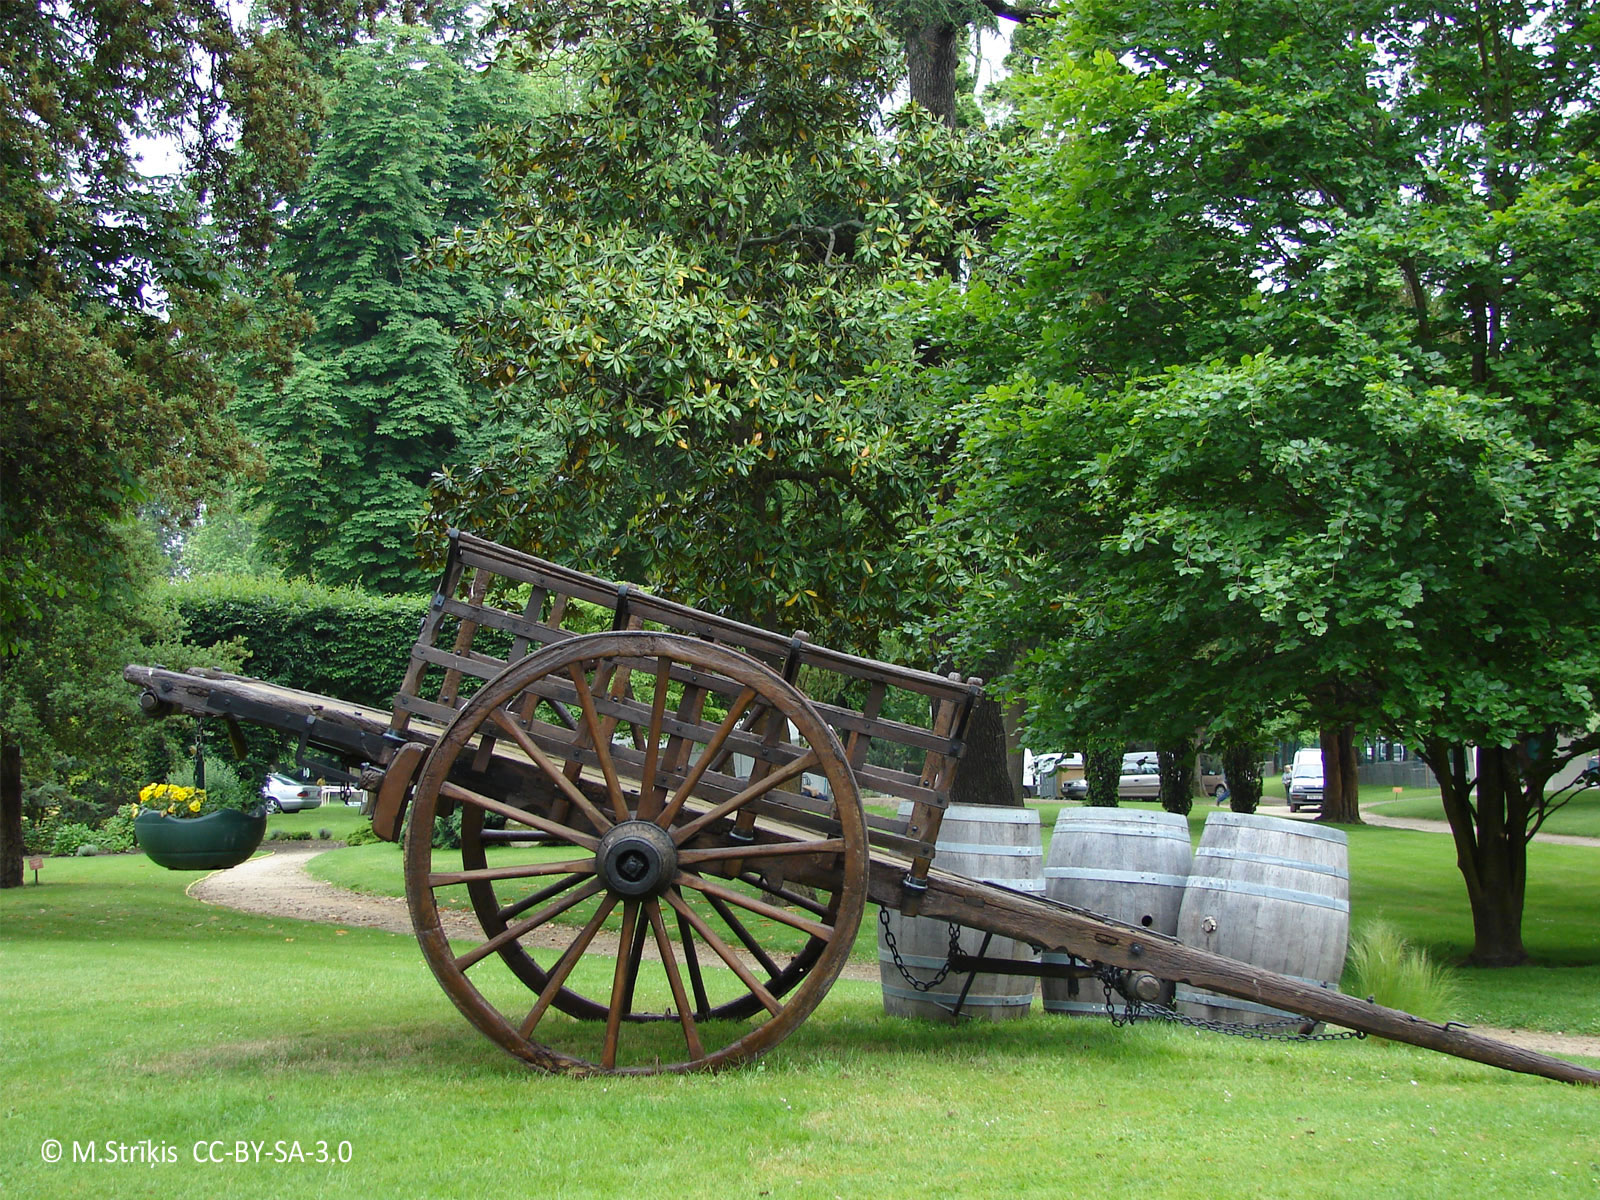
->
[126,532,1599,1084]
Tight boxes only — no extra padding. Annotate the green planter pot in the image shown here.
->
[135,808,268,871]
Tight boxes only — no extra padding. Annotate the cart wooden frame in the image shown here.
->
[126,532,1600,1085]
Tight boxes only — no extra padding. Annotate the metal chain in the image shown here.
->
[1093,965,1366,1043]
[878,908,964,993]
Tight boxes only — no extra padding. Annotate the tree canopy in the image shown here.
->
[234,25,553,592]
[0,0,405,885]
[424,0,991,652]
[926,0,1600,961]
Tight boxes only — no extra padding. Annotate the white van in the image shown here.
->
[1281,748,1321,794]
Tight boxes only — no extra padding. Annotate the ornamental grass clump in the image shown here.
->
[1347,920,1462,1024]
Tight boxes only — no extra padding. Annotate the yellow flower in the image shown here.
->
[188,799,202,813]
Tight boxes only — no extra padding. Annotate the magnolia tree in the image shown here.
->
[924,0,1600,963]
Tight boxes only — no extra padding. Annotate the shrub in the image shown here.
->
[432,810,462,849]
[1346,920,1462,1023]
[51,822,99,857]
[270,829,313,841]
[317,828,332,840]
[344,823,386,847]
[94,808,138,853]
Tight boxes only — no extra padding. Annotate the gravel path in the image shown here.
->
[1360,809,1600,847]
[188,842,881,981]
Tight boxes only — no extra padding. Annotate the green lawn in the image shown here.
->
[308,798,1600,1036]
[1372,785,1600,839]
[4,853,1599,1200]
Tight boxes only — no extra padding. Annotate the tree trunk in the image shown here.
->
[1083,737,1121,807]
[1,734,22,889]
[905,20,961,128]
[1157,739,1194,816]
[949,692,1023,806]
[1318,722,1362,823]
[1420,738,1530,966]
[1219,740,1262,812]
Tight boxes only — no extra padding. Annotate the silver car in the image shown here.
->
[261,773,322,812]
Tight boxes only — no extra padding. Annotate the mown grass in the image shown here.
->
[306,798,1600,1036]
[3,854,1599,1200]
[1372,785,1600,839]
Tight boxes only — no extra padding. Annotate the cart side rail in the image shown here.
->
[386,531,983,864]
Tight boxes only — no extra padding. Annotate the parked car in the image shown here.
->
[1065,752,1162,801]
[261,773,322,813]
[1282,748,1322,793]
[1286,763,1325,813]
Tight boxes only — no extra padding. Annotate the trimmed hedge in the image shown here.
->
[173,576,429,708]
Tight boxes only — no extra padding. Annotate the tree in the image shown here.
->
[235,26,553,592]
[426,0,987,649]
[925,0,1600,963]
[0,0,395,885]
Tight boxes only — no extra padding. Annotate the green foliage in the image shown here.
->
[236,26,557,594]
[1082,739,1119,807]
[49,823,99,858]
[1347,920,1463,1024]
[161,757,259,817]
[431,810,463,850]
[1156,742,1193,817]
[94,810,137,854]
[174,575,429,710]
[1,523,249,822]
[426,0,993,650]
[944,0,1600,741]
[0,0,384,653]
[921,0,1600,955]
[344,823,386,847]
[1219,740,1264,814]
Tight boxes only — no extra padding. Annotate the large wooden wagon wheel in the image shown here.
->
[403,630,867,1075]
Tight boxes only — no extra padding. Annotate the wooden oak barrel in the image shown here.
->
[1041,807,1193,1015]
[1174,812,1349,1025]
[878,805,1043,1021]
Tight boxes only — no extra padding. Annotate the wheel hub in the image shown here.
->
[595,820,678,898]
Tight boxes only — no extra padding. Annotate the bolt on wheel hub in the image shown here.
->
[595,820,678,898]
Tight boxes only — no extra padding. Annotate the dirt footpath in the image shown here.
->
[188,842,881,981]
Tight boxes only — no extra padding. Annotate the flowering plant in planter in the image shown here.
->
[135,760,267,871]
[137,759,262,819]
[139,783,208,817]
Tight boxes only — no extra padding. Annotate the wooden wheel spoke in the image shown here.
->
[519,893,620,1039]
[701,891,783,979]
[671,749,820,845]
[664,889,783,1017]
[677,837,845,867]
[635,656,674,823]
[406,629,868,1075]
[567,663,630,823]
[734,870,835,919]
[645,899,704,1060]
[496,872,593,925]
[484,709,614,836]
[441,779,600,850]
[618,902,651,1015]
[429,858,596,888]
[454,877,605,972]
[676,909,711,1018]
[602,902,641,1069]
[656,686,758,829]
[675,871,834,941]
